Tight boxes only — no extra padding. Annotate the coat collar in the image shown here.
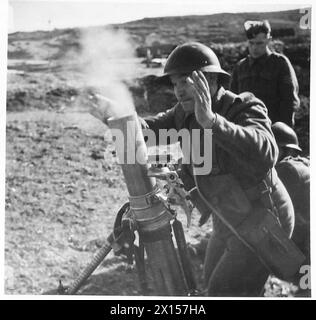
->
[212,87,226,113]
[248,48,272,67]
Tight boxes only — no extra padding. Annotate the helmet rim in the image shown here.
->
[278,143,302,152]
[162,42,230,78]
[272,121,302,152]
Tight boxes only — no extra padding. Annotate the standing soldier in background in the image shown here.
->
[272,122,310,267]
[230,20,300,127]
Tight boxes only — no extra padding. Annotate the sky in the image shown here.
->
[7,0,311,33]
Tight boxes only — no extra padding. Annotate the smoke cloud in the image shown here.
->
[79,27,137,119]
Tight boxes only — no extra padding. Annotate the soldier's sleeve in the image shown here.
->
[277,56,300,127]
[141,107,176,131]
[138,107,177,145]
[210,94,278,174]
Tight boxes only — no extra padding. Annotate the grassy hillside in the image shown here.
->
[117,10,310,44]
[8,9,310,59]
[7,9,311,154]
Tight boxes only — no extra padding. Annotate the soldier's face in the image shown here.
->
[170,73,218,114]
[248,32,270,59]
[170,73,195,113]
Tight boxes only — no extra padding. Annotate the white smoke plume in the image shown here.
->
[79,27,137,119]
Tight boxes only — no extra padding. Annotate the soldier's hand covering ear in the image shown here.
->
[186,71,216,128]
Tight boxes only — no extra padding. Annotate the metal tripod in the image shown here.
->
[58,166,198,296]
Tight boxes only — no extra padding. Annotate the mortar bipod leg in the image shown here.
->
[62,202,131,295]
[172,218,198,295]
[65,239,113,295]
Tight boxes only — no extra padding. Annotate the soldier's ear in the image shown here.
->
[204,72,218,83]
[210,74,219,89]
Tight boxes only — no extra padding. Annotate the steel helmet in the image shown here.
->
[272,122,302,152]
[163,42,230,83]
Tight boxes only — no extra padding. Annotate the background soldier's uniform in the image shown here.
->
[230,50,300,127]
[143,87,294,296]
[276,155,310,265]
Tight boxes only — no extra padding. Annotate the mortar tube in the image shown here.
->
[108,112,187,296]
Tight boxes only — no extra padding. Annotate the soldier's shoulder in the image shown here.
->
[277,156,310,184]
[155,105,175,116]
[153,103,181,123]
[235,57,248,68]
[276,159,301,182]
[277,156,309,176]
[282,155,310,167]
[269,52,292,65]
[236,91,266,108]
[222,90,267,120]
[238,56,248,64]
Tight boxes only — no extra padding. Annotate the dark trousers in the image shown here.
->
[203,200,295,297]
[203,232,269,296]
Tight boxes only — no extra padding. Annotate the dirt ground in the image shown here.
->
[4,108,211,296]
[5,60,307,298]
